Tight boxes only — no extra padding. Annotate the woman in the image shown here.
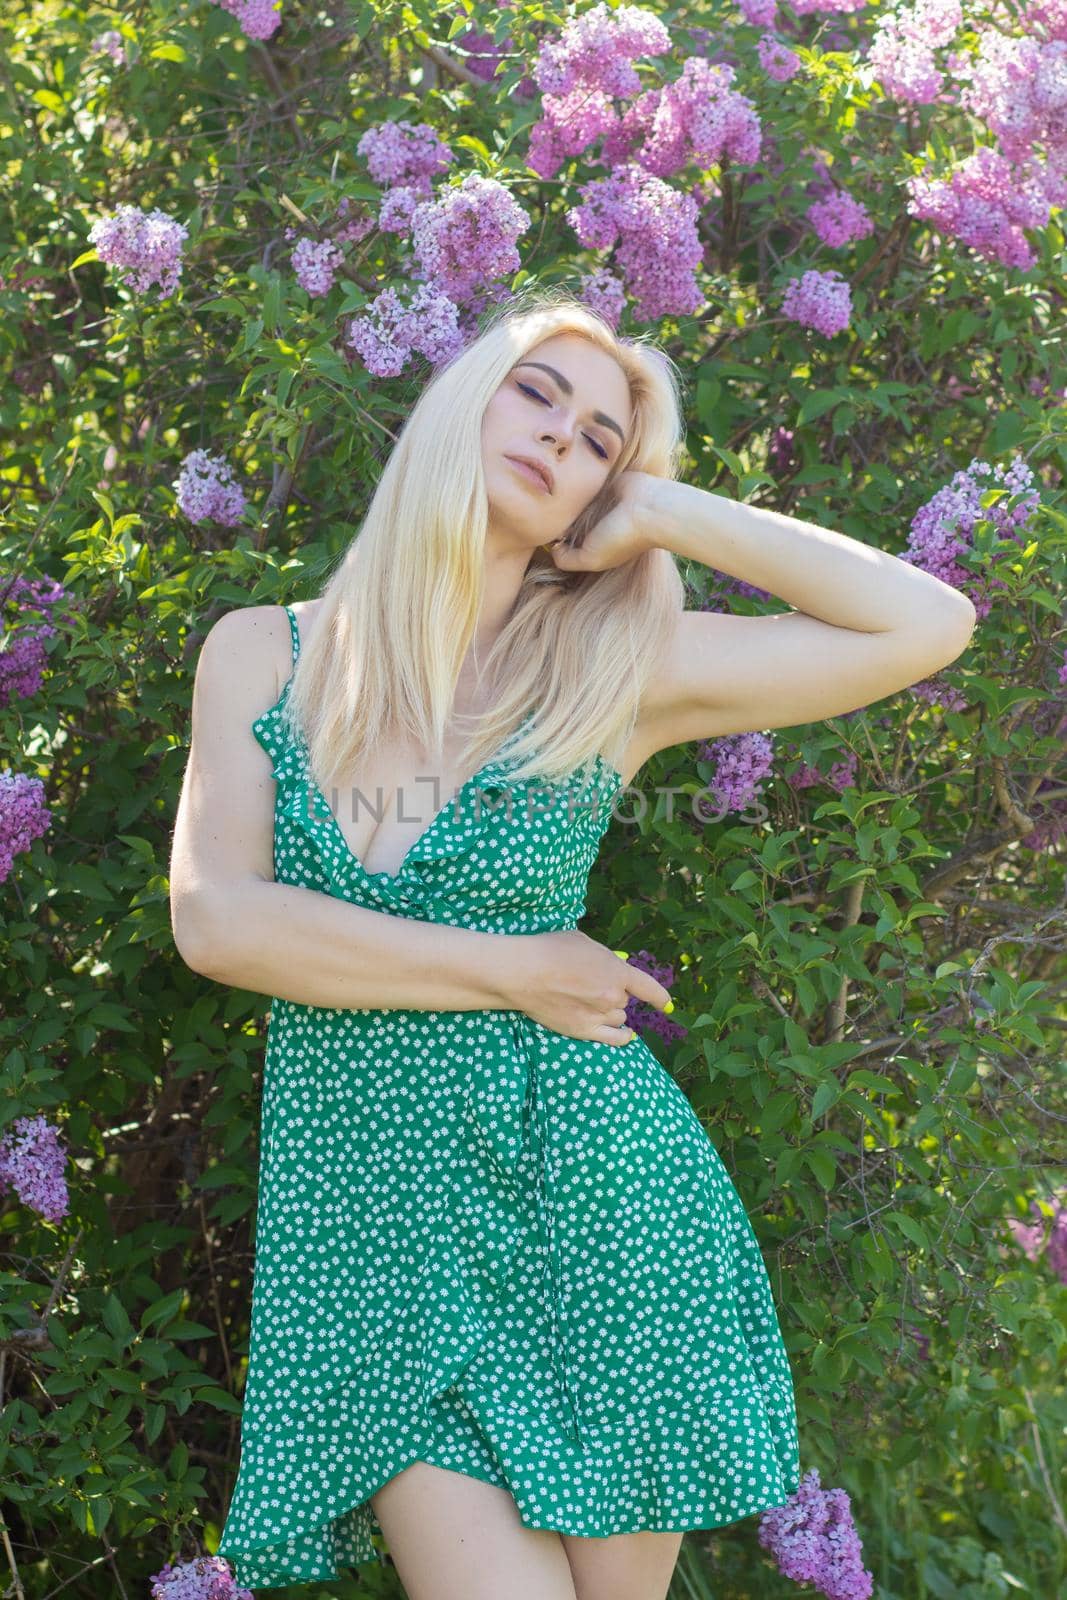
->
[169,289,975,1600]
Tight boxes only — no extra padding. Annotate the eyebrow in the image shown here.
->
[513,361,628,447]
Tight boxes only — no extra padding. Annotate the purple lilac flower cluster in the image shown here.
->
[781,268,852,336]
[900,454,1041,619]
[88,204,189,300]
[697,731,777,812]
[879,0,1067,267]
[787,747,859,792]
[0,573,69,708]
[173,449,248,529]
[806,190,874,247]
[90,29,127,66]
[623,949,688,1043]
[150,1553,255,1600]
[0,1114,68,1223]
[0,770,51,887]
[758,34,803,81]
[209,0,282,42]
[758,1466,874,1600]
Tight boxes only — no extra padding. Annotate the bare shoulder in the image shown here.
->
[195,604,298,720]
[170,603,302,959]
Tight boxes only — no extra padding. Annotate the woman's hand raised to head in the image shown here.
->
[547,469,663,573]
[500,928,673,1047]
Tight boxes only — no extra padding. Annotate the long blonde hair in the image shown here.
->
[284,285,688,793]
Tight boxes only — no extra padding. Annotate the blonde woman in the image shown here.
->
[170,288,975,1600]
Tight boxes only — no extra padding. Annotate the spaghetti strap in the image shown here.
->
[283,604,301,671]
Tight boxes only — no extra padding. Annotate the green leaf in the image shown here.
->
[197,1387,244,1414]
[102,1295,133,1345]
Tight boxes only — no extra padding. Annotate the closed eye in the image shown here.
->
[516,382,609,461]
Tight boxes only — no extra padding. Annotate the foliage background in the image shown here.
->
[1,0,1065,1597]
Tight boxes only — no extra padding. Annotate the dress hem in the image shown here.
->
[218,1447,802,1587]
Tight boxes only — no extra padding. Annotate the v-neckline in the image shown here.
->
[305,750,507,883]
[258,677,623,886]
[297,705,542,884]
[299,720,621,885]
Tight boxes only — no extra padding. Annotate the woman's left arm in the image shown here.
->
[554,472,978,742]
[641,475,976,636]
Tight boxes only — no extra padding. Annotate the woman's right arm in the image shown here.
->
[168,605,520,1013]
[168,607,670,1040]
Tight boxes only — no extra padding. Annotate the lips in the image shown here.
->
[506,454,553,493]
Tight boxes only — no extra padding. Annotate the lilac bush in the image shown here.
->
[2,0,1065,1593]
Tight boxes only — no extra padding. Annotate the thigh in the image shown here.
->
[371,1459,579,1600]
[561,1529,685,1600]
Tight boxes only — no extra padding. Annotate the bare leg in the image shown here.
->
[561,1529,686,1600]
[370,1459,579,1600]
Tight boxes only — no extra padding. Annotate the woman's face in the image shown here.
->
[481,332,633,547]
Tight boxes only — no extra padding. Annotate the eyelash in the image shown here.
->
[516,382,609,461]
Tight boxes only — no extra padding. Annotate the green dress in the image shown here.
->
[217,604,801,1591]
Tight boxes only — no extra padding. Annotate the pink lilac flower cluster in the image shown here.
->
[599,57,762,178]
[524,5,765,317]
[879,0,1067,267]
[758,35,803,81]
[758,1466,874,1600]
[790,0,867,14]
[356,118,454,235]
[348,118,531,374]
[332,197,375,247]
[623,950,687,1043]
[900,453,1040,618]
[174,449,247,528]
[866,0,962,104]
[0,1114,68,1223]
[528,5,672,179]
[0,573,69,708]
[290,237,345,297]
[88,204,189,300]
[345,282,467,377]
[960,30,1067,173]
[739,0,778,25]
[90,29,126,66]
[410,172,532,303]
[578,266,627,328]
[282,199,374,298]
[806,190,874,246]
[906,144,1056,270]
[781,268,852,335]
[150,1554,254,1600]
[209,0,282,41]
[697,731,776,811]
[567,162,705,321]
[1005,1187,1067,1285]
[787,747,859,792]
[0,769,50,885]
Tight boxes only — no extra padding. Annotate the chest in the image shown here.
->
[319,730,488,879]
